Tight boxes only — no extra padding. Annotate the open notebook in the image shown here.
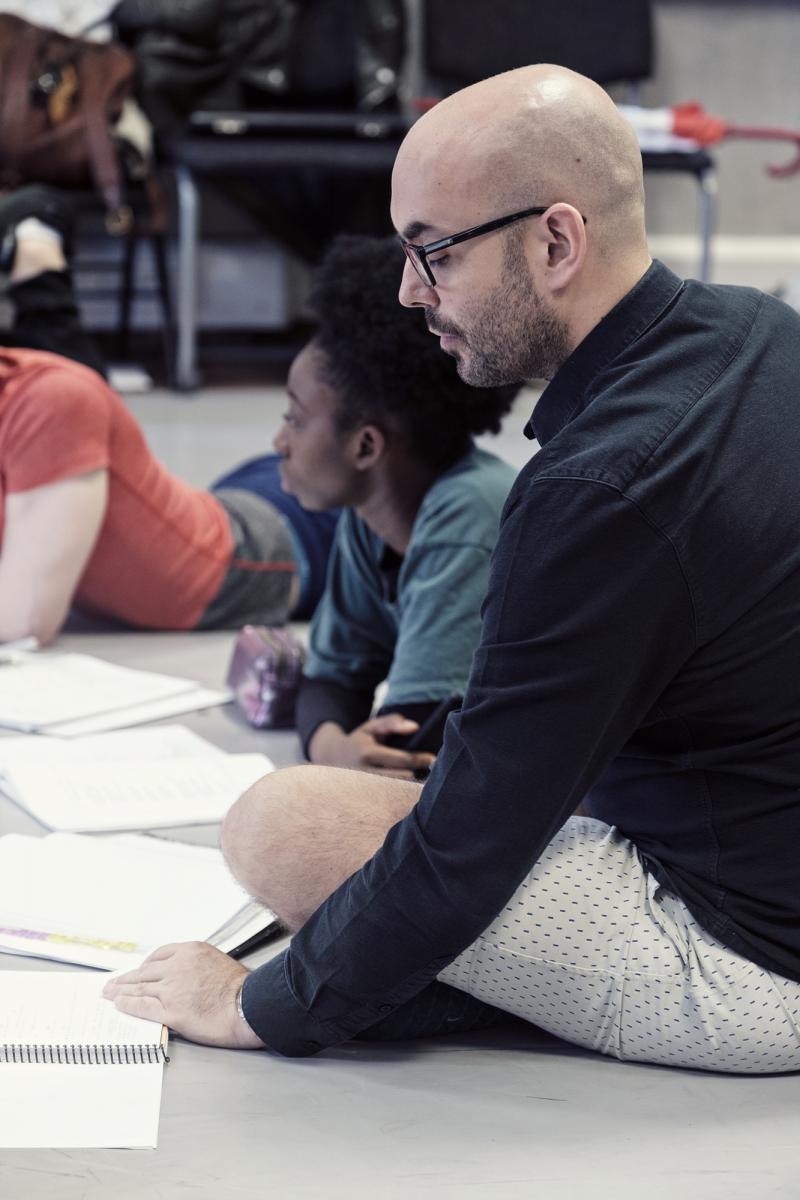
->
[0,971,167,1148]
[0,832,279,970]
[0,724,274,831]
[0,650,230,736]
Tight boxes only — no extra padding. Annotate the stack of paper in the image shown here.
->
[0,724,273,831]
[0,831,279,970]
[0,971,167,1149]
[0,650,230,736]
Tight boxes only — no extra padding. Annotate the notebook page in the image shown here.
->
[0,972,165,1149]
[0,833,260,969]
[0,1063,164,1148]
[0,970,162,1047]
[0,724,225,771]
[47,685,232,738]
[0,653,200,730]
[3,752,273,831]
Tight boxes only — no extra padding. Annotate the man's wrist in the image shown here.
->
[235,979,258,1034]
[233,977,266,1049]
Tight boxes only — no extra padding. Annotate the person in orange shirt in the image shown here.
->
[0,185,337,644]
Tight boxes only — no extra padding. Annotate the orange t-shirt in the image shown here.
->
[0,348,234,629]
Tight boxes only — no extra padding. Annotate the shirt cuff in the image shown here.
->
[240,951,337,1057]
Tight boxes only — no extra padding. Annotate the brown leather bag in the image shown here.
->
[0,14,136,232]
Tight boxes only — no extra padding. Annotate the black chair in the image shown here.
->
[419,0,716,284]
[161,0,411,390]
[71,185,175,383]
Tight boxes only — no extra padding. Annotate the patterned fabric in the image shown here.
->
[440,817,800,1074]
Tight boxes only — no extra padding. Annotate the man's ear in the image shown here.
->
[352,423,386,470]
[538,203,587,294]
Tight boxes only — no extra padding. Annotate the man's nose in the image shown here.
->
[398,258,438,309]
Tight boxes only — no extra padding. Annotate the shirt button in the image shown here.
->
[378,1004,393,1013]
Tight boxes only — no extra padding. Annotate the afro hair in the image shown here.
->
[307,234,521,471]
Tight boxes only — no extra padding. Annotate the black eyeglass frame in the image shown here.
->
[399,205,550,288]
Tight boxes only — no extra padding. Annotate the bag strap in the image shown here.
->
[0,22,41,189]
[79,47,135,232]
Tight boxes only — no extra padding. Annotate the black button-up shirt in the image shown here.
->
[243,261,800,1055]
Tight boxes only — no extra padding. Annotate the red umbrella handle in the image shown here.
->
[723,125,800,178]
[671,104,800,178]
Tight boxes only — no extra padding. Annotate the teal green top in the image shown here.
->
[304,443,517,706]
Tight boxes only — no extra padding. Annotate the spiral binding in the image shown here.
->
[0,1043,169,1065]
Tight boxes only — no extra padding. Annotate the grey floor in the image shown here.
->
[2,378,800,1199]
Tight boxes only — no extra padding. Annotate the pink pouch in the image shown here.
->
[226,625,305,729]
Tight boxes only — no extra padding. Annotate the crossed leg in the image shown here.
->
[223,765,800,1071]
[221,764,420,932]
[221,764,508,1041]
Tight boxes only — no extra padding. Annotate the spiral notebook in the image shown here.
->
[0,971,168,1148]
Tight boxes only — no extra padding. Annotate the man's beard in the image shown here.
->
[427,242,571,387]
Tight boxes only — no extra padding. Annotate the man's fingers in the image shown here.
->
[143,942,189,963]
[108,991,166,1024]
[104,973,161,999]
[111,980,163,999]
[104,969,149,995]
[103,943,192,995]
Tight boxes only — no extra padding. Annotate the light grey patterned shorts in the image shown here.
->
[439,816,800,1074]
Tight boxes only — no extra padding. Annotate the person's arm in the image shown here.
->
[0,359,115,642]
[308,713,434,777]
[0,469,108,644]
[302,481,508,773]
[296,675,374,757]
[298,675,436,777]
[237,476,696,1054]
[299,512,438,775]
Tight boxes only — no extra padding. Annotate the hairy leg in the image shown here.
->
[221,764,421,931]
[222,764,509,1041]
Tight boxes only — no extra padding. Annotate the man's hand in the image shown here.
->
[309,713,436,778]
[102,942,266,1050]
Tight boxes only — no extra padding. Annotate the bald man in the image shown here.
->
[107,66,800,1073]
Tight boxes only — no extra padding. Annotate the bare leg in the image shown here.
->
[221,764,421,931]
[221,763,509,1041]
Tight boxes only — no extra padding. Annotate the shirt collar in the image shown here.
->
[526,259,685,445]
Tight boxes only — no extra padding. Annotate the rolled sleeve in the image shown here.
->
[242,953,332,1056]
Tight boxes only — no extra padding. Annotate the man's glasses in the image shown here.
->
[398,205,549,288]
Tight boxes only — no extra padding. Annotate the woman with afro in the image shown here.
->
[255,234,520,775]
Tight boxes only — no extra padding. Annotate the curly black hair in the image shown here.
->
[307,234,521,471]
